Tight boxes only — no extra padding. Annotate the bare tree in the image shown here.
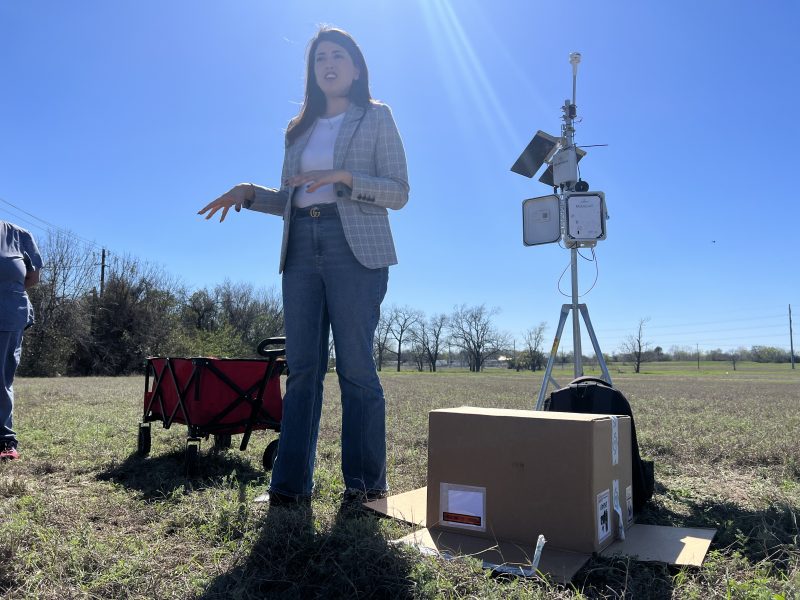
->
[409,342,426,372]
[523,322,548,372]
[215,280,263,345]
[182,287,218,331]
[21,230,96,376]
[621,318,651,374]
[448,304,508,372]
[374,310,394,371]
[410,313,448,372]
[252,286,285,343]
[388,305,420,372]
[214,280,283,351]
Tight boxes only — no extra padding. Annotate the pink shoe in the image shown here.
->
[0,444,19,461]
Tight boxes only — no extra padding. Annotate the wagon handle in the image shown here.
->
[257,337,286,358]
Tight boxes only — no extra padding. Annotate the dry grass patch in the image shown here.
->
[0,369,798,598]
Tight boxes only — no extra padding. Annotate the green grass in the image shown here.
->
[1,367,799,598]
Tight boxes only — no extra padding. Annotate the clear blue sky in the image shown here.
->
[2,1,798,355]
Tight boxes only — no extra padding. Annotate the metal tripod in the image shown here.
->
[534,246,612,409]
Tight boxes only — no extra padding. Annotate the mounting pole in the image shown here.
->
[566,52,582,377]
[570,249,582,375]
[790,304,795,369]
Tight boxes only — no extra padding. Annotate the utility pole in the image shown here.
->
[90,287,97,333]
[696,343,700,370]
[100,248,107,297]
[512,338,517,371]
[790,304,796,369]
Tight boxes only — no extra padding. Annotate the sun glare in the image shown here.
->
[419,0,533,157]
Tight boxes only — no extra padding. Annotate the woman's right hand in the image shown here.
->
[198,184,253,222]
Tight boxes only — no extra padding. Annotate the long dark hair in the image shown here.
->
[286,27,373,144]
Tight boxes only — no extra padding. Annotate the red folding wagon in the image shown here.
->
[137,337,287,476]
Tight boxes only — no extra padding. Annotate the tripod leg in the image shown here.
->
[579,304,613,385]
[536,304,571,410]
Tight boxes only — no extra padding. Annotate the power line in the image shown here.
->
[599,333,792,349]
[0,197,106,250]
[601,324,787,340]
[654,335,790,346]
[594,313,786,334]
[591,311,793,350]
[0,208,52,237]
[0,196,75,232]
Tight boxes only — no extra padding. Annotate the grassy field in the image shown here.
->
[1,365,799,599]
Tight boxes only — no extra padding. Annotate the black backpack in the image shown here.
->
[544,376,654,513]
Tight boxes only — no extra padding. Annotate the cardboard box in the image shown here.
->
[368,406,716,582]
[426,407,633,554]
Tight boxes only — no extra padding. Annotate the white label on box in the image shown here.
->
[626,485,634,525]
[439,483,486,531]
[597,489,611,542]
[612,479,625,540]
[610,415,619,465]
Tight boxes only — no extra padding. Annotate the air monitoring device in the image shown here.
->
[522,194,560,246]
[565,191,606,245]
[513,55,607,250]
[511,52,613,409]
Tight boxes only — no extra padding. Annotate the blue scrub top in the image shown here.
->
[0,221,43,331]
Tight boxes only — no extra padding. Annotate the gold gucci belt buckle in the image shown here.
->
[310,207,321,217]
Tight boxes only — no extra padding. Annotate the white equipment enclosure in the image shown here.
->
[565,192,606,246]
[522,195,561,246]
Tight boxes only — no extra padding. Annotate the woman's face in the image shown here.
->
[313,40,360,101]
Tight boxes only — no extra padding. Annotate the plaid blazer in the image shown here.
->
[247,102,409,273]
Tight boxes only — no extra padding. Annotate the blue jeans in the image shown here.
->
[0,329,23,444]
[270,205,389,499]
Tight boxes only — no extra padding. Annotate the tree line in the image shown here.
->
[20,231,546,377]
[19,231,795,377]
[374,306,547,373]
[616,317,795,373]
[20,231,284,376]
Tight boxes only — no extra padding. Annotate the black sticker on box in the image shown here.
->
[597,489,611,541]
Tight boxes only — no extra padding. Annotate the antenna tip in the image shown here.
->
[569,52,581,65]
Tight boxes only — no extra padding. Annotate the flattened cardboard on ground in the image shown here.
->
[370,489,590,583]
[602,524,715,566]
[426,407,633,554]
[397,527,590,583]
[364,486,427,526]
[368,488,716,580]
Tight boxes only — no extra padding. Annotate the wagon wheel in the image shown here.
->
[185,441,200,478]
[137,423,151,456]
[262,439,280,472]
[213,434,232,451]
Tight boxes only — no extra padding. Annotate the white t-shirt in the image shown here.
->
[293,112,346,208]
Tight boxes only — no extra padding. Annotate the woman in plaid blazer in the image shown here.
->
[200,27,409,507]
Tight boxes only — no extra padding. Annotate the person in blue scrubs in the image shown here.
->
[0,220,42,460]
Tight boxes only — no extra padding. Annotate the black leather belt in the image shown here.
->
[293,204,339,219]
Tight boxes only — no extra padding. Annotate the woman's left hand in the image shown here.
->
[287,170,353,193]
